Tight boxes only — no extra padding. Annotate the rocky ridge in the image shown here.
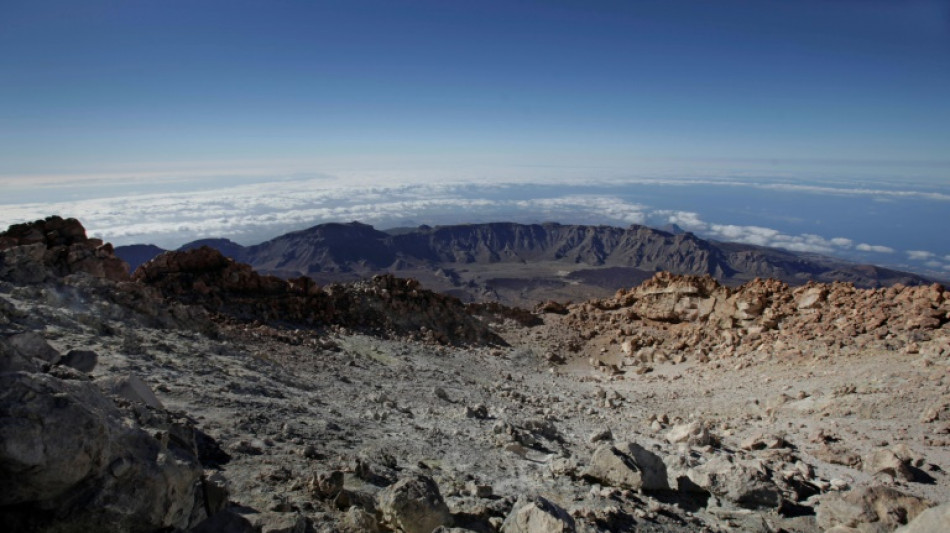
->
[132,245,502,346]
[116,221,931,307]
[2,216,950,533]
[564,271,948,371]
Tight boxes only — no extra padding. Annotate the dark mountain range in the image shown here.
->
[111,244,165,272]
[178,238,248,261]
[116,221,931,306]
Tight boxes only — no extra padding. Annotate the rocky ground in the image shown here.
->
[2,217,950,533]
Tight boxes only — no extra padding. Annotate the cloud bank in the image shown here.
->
[1,174,946,274]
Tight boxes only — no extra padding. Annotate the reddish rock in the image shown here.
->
[0,217,129,283]
[134,247,502,345]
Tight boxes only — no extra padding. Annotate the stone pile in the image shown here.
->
[568,272,949,369]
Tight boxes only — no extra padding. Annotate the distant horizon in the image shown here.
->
[2,1,948,279]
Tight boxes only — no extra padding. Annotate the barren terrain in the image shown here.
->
[3,217,950,533]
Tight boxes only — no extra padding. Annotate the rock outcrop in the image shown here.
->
[0,336,227,532]
[569,272,948,371]
[0,216,129,283]
[133,247,503,345]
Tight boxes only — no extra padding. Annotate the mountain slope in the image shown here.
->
[120,221,930,306]
[241,222,927,299]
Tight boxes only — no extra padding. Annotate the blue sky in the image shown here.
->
[2,0,948,178]
[1,1,949,277]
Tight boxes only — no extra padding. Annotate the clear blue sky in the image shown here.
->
[2,0,949,181]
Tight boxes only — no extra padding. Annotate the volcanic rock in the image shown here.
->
[501,496,575,533]
[817,486,933,532]
[377,475,452,533]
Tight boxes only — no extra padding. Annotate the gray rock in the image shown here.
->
[622,442,669,490]
[251,511,308,533]
[0,337,38,373]
[0,372,111,505]
[203,471,231,515]
[582,445,643,490]
[344,506,380,532]
[308,470,344,500]
[191,510,256,533]
[60,348,98,373]
[863,448,914,481]
[666,421,711,446]
[97,373,164,409]
[7,331,60,364]
[817,485,933,533]
[588,427,612,443]
[377,475,452,533]
[895,502,950,533]
[501,496,575,533]
[686,456,782,509]
[0,369,208,532]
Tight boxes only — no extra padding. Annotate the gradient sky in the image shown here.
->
[2,0,949,182]
[2,1,950,278]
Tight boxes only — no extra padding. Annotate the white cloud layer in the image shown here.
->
[856,243,895,253]
[651,209,892,255]
[907,250,936,261]
[0,175,943,274]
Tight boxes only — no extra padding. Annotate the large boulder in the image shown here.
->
[895,502,950,532]
[863,449,914,482]
[7,332,61,365]
[817,486,933,533]
[377,475,452,533]
[582,445,644,490]
[0,217,129,283]
[582,443,669,491]
[0,337,39,373]
[0,365,218,532]
[501,496,575,533]
[682,456,784,509]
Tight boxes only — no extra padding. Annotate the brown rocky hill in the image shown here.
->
[133,246,502,346]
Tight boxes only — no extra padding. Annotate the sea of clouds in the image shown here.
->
[2,172,948,278]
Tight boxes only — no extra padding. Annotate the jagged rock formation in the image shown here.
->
[133,246,502,345]
[564,272,948,370]
[0,216,129,283]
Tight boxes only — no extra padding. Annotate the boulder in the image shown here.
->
[582,445,643,490]
[623,442,670,490]
[0,217,129,283]
[96,374,164,410]
[0,337,39,373]
[863,449,914,481]
[0,369,210,532]
[60,349,98,373]
[501,496,575,533]
[377,475,452,533]
[817,486,933,533]
[666,421,712,446]
[685,456,783,509]
[895,502,950,533]
[191,510,256,533]
[308,470,344,500]
[7,331,61,365]
[0,373,112,505]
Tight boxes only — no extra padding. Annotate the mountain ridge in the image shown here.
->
[116,221,930,306]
